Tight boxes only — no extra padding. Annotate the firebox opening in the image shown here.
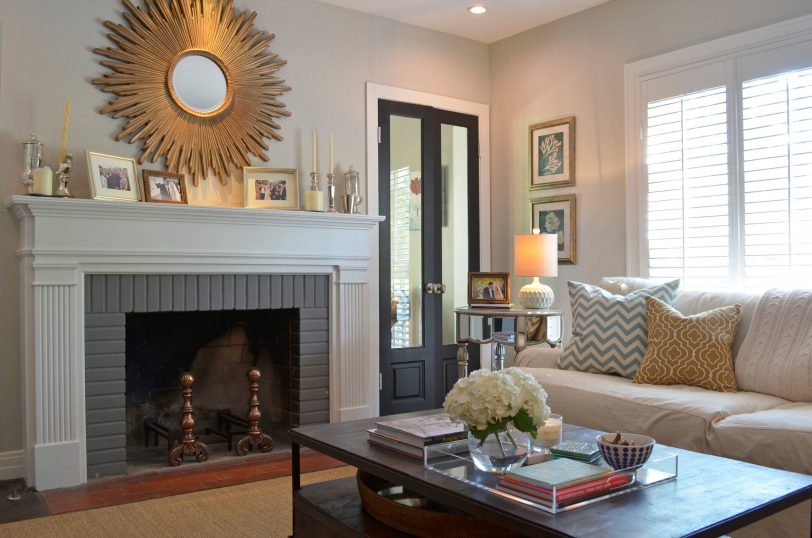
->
[124,309,296,466]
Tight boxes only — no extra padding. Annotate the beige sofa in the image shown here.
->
[516,283,812,537]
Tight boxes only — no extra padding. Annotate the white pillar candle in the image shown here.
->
[303,190,324,211]
[312,129,318,174]
[537,414,563,448]
[32,166,53,196]
[329,133,334,173]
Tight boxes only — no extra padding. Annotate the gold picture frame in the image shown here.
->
[142,169,188,204]
[531,194,576,264]
[243,167,299,210]
[86,151,141,202]
[468,272,511,306]
[529,116,575,190]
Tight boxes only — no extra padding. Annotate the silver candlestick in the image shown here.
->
[56,153,74,198]
[326,172,338,213]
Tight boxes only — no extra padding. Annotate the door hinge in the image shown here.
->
[377,126,382,144]
[379,372,383,391]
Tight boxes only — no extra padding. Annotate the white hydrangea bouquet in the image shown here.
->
[443,367,550,449]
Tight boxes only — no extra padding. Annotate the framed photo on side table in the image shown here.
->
[86,151,141,202]
[531,194,576,264]
[244,167,299,209]
[468,272,511,306]
[529,116,575,190]
[142,169,188,204]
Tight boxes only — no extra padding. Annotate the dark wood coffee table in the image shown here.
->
[289,411,812,537]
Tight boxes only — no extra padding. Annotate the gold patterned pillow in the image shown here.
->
[633,297,741,392]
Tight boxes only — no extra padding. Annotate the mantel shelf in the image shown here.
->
[5,195,385,230]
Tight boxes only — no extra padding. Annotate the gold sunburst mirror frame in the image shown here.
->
[92,0,291,185]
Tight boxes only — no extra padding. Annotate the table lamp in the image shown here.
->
[514,232,558,309]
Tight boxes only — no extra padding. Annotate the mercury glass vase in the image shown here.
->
[468,423,531,473]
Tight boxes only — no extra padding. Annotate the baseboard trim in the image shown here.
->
[0,450,25,481]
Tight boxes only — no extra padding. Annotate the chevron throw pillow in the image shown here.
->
[558,279,680,378]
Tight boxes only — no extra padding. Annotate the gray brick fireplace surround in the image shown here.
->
[84,274,329,477]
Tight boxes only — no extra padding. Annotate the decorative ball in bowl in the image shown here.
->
[596,432,655,470]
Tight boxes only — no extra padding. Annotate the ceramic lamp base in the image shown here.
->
[519,277,554,309]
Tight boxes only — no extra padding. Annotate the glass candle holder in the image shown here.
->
[534,413,563,450]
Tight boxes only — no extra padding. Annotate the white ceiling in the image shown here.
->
[315,0,611,44]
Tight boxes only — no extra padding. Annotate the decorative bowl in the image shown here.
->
[596,433,655,470]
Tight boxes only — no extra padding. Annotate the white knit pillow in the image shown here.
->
[735,289,812,402]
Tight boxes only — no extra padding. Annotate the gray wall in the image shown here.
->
[489,0,812,322]
[0,0,489,455]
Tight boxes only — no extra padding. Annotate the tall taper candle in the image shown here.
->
[58,99,71,164]
[329,133,334,173]
[312,129,318,174]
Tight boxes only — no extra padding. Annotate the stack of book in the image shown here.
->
[549,441,601,463]
[496,458,634,507]
[367,413,466,459]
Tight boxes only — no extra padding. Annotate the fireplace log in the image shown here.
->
[169,372,210,466]
[235,368,274,456]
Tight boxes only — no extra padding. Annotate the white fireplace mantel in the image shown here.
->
[6,195,384,490]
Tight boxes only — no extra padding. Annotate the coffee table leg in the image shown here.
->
[292,441,301,491]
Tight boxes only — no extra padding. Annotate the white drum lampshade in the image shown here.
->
[515,233,558,309]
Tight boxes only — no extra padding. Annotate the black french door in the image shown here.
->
[378,99,480,415]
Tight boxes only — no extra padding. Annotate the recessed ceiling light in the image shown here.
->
[468,5,487,15]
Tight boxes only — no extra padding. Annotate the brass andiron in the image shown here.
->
[169,372,210,466]
[235,368,274,455]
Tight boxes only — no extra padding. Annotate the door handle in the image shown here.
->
[424,283,447,294]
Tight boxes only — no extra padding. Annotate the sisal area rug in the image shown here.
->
[0,466,356,537]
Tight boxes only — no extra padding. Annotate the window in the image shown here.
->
[626,14,812,290]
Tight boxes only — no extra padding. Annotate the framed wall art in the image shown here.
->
[86,151,141,202]
[529,116,575,190]
[468,272,511,306]
[243,167,299,209]
[142,169,188,204]
[531,194,576,264]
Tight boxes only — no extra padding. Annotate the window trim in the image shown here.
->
[624,13,812,279]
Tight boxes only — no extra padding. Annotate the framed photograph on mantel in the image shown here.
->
[243,167,299,210]
[531,194,576,264]
[86,150,141,202]
[142,169,188,204]
[529,116,575,190]
[468,272,511,307]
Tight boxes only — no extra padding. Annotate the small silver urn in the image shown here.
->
[20,133,44,194]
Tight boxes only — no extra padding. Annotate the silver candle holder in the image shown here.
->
[19,133,43,194]
[326,172,338,213]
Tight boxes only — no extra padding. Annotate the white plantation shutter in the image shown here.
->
[390,166,411,347]
[742,67,812,289]
[645,86,730,289]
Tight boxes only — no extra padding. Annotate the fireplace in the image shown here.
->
[84,274,329,477]
[7,196,383,490]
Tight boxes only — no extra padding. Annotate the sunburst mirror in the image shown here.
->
[92,0,291,185]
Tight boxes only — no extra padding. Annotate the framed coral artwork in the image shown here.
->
[529,116,575,190]
[531,194,576,264]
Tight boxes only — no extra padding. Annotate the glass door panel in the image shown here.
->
[390,115,423,349]
[440,124,469,346]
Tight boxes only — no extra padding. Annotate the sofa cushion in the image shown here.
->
[734,288,812,402]
[519,366,788,453]
[633,297,740,392]
[558,279,680,378]
[709,403,812,475]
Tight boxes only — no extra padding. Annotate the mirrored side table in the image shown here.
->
[454,306,564,378]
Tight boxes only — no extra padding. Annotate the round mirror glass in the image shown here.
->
[170,54,228,114]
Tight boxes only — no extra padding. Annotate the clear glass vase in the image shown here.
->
[468,423,531,473]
